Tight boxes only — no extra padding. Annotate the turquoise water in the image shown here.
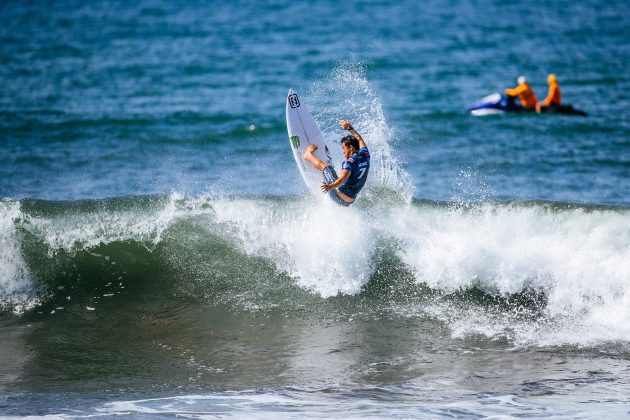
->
[1,0,629,418]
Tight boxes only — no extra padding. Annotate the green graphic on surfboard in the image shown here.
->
[286,88,333,195]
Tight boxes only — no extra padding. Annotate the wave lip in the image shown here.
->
[0,193,193,314]
[0,199,37,313]
[2,194,629,348]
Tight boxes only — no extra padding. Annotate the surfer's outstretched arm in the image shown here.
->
[340,120,367,149]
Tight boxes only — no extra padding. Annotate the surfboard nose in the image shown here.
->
[287,90,300,109]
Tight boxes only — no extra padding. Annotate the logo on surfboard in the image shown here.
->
[288,93,300,108]
[289,135,300,148]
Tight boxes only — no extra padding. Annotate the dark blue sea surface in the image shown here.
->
[1,0,629,418]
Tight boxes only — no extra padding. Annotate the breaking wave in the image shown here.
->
[1,193,628,348]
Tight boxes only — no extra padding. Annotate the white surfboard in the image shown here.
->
[286,89,334,195]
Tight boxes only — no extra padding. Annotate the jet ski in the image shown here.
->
[467,93,587,116]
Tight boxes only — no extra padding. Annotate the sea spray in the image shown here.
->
[211,197,374,297]
[22,193,187,255]
[0,199,36,313]
[309,63,415,202]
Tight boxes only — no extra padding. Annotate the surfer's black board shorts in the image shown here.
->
[322,166,351,207]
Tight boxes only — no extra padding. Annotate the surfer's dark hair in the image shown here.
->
[341,135,359,150]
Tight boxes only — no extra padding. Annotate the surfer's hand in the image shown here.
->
[340,120,353,131]
[321,183,331,193]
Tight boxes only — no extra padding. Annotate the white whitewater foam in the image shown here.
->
[0,200,37,313]
[211,193,630,345]
[3,187,629,347]
[212,196,375,297]
[388,202,630,345]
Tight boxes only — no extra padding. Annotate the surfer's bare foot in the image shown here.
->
[303,144,328,171]
[303,144,318,158]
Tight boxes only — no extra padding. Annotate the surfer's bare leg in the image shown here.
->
[303,144,329,172]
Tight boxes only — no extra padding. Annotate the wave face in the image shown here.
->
[2,194,629,347]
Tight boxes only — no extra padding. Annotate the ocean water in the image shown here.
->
[1,0,629,418]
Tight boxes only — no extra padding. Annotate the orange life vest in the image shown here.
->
[542,82,561,106]
[505,84,538,108]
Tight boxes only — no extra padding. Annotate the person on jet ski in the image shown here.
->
[536,74,562,113]
[505,76,538,109]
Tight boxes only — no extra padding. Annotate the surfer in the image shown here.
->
[505,76,538,109]
[536,73,562,113]
[303,119,370,207]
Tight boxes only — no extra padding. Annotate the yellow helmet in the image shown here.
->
[548,74,558,83]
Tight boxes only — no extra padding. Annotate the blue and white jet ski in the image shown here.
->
[467,93,587,116]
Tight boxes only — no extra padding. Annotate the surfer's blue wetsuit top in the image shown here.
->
[322,147,370,207]
[338,147,370,199]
